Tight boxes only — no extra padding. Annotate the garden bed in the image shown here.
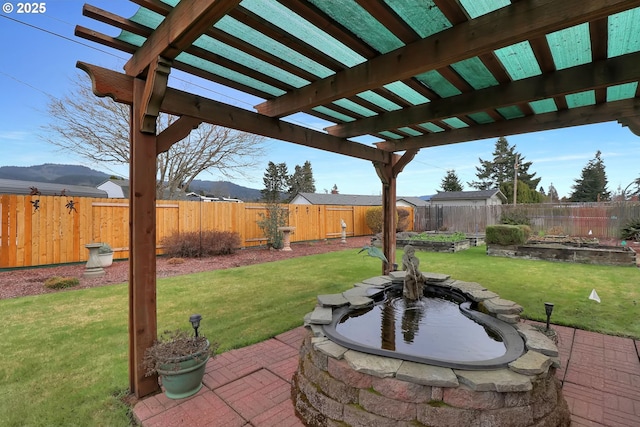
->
[397,237,470,253]
[487,241,637,267]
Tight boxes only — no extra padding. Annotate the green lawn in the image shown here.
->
[0,245,637,426]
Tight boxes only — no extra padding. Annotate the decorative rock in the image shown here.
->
[388,270,406,281]
[483,298,524,315]
[309,306,333,324]
[343,295,373,308]
[422,272,450,282]
[508,351,553,376]
[343,286,370,298]
[449,280,487,292]
[466,289,499,302]
[344,350,403,378]
[315,340,348,359]
[309,324,325,337]
[317,293,349,307]
[515,325,559,357]
[396,361,459,387]
[361,276,392,287]
[497,313,521,324]
[454,369,533,392]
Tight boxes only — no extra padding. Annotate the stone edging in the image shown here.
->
[293,272,571,426]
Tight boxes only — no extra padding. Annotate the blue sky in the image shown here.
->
[1,1,639,199]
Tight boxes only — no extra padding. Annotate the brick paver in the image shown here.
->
[133,325,640,427]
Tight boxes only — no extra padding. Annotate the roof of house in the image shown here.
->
[293,192,425,206]
[397,196,429,207]
[430,189,507,203]
[0,178,108,198]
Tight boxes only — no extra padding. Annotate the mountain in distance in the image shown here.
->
[0,164,263,201]
[0,164,111,187]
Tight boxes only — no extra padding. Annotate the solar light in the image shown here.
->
[189,314,202,337]
[544,302,554,331]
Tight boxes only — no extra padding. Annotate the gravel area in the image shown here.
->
[0,236,372,300]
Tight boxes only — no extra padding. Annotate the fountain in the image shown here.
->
[292,245,570,426]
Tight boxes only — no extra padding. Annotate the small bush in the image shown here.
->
[44,276,80,290]
[546,226,565,236]
[396,207,411,232]
[500,209,531,226]
[365,207,384,234]
[486,225,527,245]
[518,224,532,239]
[256,203,288,249]
[162,230,241,258]
[620,218,640,241]
[167,257,185,265]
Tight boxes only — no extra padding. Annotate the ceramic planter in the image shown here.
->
[98,252,113,267]
[156,342,210,399]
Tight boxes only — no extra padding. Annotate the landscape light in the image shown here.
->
[189,314,202,337]
[544,302,554,331]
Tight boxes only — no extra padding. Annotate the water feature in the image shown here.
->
[292,250,570,425]
[324,285,524,369]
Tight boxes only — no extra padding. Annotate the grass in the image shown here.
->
[0,245,638,425]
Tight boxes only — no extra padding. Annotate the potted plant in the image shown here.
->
[98,243,113,267]
[143,315,218,399]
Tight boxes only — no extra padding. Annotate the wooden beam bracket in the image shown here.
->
[139,56,172,134]
[157,116,203,154]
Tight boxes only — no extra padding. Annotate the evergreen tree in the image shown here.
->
[469,137,541,191]
[261,161,289,202]
[547,183,559,202]
[500,181,543,204]
[287,160,316,200]
[569,150,611,202]
[440,169,463,192]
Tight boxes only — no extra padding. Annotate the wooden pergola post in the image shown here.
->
[128,77,161,397]
[374,149,419,275]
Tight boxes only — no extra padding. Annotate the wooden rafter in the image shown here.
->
[255,0,636,118]
[124,0,241,77]
[375,97,640,151]
[327,51,640,138]
[77,62,390,164]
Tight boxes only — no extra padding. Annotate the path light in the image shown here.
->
[544,302,554,331]
[190,314,202,337]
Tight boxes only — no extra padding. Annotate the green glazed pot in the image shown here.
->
[157,342,210,399]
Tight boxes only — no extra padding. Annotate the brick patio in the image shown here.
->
[133,323,640,426]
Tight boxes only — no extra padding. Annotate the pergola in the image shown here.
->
[75,0,640,398]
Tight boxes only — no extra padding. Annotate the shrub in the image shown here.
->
[98,243,112,254]
[396,207,411,232]
[486,225,527,245]
[546,226,565,236]
[500,209,531,226]
[162,230,241,258]
[44,276,80,290]
[365,207,401,234]
[620,218,640,241]
[365,207,384,234]
[256,203,288,249]
[518,224,532,239]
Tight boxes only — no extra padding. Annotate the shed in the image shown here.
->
[429,190,507,207]
[0,178,107,198]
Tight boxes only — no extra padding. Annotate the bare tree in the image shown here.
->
[42,76,265,199]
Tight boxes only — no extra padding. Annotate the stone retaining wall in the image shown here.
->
[293,273,571,426]
[487,243,637,266]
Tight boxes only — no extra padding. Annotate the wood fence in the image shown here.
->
[0,195,398,268]
[414,202,640,239]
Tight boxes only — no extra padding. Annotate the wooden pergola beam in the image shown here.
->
[124,0,241,77]
[255,0,638,118]
[138,56,171,133]
[157,116,203,155]
[77,62,390,164]
[375,97,640,151]
[327,52,640,138]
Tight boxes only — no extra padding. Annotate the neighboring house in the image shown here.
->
[291,192,423,207]
[397,197,429,208]
[429,189,507,206]
[0,178,108,198]
[97,179,130,198]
